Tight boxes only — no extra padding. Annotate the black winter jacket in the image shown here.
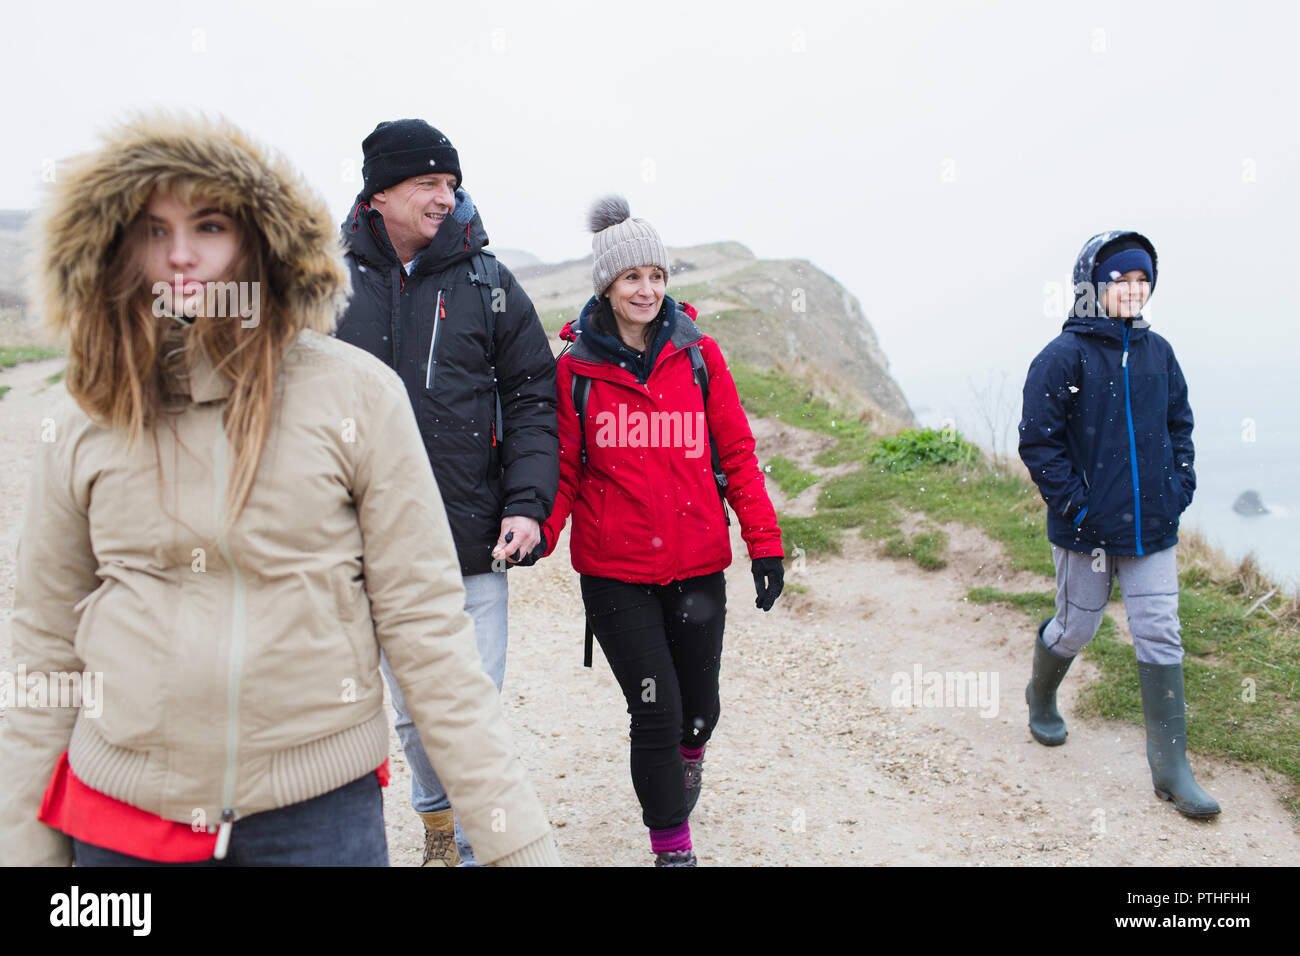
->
[1018,230,1195,557]
[334,189,558,574]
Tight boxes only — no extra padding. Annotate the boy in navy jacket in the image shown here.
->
[1018,231,1219,818]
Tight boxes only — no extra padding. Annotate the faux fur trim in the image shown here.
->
[32,111,351,338]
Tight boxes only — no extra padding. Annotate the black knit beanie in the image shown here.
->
[361,119,461,197]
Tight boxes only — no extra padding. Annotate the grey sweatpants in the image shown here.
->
[1042,544,1183,665]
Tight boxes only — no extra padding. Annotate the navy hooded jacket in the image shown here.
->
[1018,230,1195,557]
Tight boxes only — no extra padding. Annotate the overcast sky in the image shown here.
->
[4,0,1296,415]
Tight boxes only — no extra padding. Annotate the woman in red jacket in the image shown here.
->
[541,197,785,866]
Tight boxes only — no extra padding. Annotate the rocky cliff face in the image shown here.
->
[513,241,914,425]
[0,208,914,425]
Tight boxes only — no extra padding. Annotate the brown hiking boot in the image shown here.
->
[418,809,462,867]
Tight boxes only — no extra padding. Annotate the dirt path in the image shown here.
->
[3,361,1297,866]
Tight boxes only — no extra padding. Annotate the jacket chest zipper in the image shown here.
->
[1121,323,1144,555]
[211,419,247,859]
[425,290,445,390]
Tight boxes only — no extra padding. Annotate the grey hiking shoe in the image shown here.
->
[654,850,698,867]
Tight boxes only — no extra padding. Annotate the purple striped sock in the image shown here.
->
[680,744,705,761]
[650,821,692,855]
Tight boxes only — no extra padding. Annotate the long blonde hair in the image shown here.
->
[69,181,288,521]
[37,114,351,525]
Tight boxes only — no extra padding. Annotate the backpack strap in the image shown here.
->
[688,344,730,525]
[570,368,596,667]
[469,251,505,447]
[571,372,592,468]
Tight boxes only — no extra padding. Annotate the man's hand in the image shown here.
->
[493,516,541,564]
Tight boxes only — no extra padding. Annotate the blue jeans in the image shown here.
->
[379,570,508,865]
[72,772,388,866]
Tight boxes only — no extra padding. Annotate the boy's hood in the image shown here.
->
[34,112,351,338]
[1063,229,1158,343]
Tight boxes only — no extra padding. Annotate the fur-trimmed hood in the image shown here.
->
[34,112,350,338]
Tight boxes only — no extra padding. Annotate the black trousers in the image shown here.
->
[580,571,727,831]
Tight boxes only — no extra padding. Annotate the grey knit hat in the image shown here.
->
[588,196,669,295]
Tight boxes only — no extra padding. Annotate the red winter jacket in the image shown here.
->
[541,299,783,584]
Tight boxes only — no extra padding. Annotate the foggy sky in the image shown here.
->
[3,0,1296,410]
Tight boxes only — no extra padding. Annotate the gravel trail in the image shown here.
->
[3,363,1295,866]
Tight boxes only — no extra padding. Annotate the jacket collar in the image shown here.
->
[168,324,300,404]
[565,295,700,379]
[187,343,234,403]
[1063,313,1151,343]
[342,187,488,273]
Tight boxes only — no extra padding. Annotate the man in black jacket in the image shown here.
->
[335,120,558,865]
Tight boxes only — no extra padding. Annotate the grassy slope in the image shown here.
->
[0,345,62,368]
[733,361,1300,817]
[0,343,64,401]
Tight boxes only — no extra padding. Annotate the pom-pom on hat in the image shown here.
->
[588,195,669,295]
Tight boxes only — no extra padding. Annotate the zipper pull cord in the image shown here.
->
[214,810,235,860]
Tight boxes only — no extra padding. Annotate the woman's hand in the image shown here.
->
[751,557,784,611]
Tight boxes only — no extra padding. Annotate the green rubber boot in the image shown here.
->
[1137,661,1221,819]
[1026,618,1073,746]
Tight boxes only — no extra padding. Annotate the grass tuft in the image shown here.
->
[0,345,63,368]
[763,455,820,497]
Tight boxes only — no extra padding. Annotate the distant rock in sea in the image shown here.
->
[1233,490,1269,516]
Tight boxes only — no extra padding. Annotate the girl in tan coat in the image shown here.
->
[0,114,558,866]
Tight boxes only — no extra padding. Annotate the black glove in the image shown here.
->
[752,557,784,611]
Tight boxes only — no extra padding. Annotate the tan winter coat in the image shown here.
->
[0,114,557,866]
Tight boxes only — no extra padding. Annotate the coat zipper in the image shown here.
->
[1121,322,1144,555]
[425,290,444,390]
[389,267,404,367]
[212,419,247,859]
